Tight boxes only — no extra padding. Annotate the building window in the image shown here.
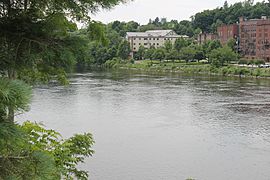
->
[157,43,159,46]
[157,38,159,40]
[149,38,151,40]
[134,47,136,50]
[139,43,141,45]
[139,38,141,40]
[144,38,148,40]
[153,43,155,45]
[153,38,155,40]
[134,43,136,45]
[144,43,147,45]
[134,38,136,40]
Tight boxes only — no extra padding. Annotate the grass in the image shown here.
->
[104,59,270,78]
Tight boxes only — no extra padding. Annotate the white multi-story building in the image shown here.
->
[126,30,188,54]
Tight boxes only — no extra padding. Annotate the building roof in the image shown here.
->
[126,30,187,38]
[145,30,173,36]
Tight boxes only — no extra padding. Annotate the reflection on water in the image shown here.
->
[19,71,270,180]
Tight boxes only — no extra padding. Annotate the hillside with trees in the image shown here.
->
[72,1,270,69]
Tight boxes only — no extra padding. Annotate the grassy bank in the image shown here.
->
[104,59,270,78]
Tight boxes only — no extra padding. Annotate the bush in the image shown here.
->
[238,59,248,64]
[104,58,121,68]
[254,59,265,65]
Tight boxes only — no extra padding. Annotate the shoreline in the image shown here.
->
[104,60,270,80]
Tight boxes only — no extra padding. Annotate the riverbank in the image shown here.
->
[104,59,270,79]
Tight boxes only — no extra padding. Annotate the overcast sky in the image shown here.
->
[92,0,262,24]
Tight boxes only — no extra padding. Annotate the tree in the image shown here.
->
[174,38,189,52]
[152,48,166,61]
[0,0,126,79]
[117,40,131,60]
[209,46,238,67]
[192,44,205,60]
[164,40,173,52]
[165,50,179,63]
[227,38,237,51]
[180,47,196,63]
[224,1,229,9]
[153,17,160,26]
[0,0,126,178]
[0,78,94,179]
[203,40,222,56]
[0,0,126,120]
[145,47,156,60]
[134,45,146,60]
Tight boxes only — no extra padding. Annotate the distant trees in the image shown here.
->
[180,47,196,63]
[117,40,131,59]
[192,1,270,33]
[164,40,173,52]
[174,38,190,52]
[38,0,270,68]
[166,50,179,62]
[134,46,146,60]
[152,48,166,61]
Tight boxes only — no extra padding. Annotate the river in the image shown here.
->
[19,70,270,180]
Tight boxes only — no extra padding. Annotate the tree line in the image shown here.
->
[74,1,270,69]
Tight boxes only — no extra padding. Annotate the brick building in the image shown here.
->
[217,24,239,45]
[238,16,270,61]
[239,17,258,59]
[197,33,218,45]
[256,19,270,61]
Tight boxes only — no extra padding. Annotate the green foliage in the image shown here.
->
[180,46,196,63]
[145,47,156,60]
[0,0,129,178]
[134,45,146,60]
[0,0,126,81]
[209,46,238,67]
[104,58,122,68]
[152,48,166,61]
[192,1,270,33]
[239,59,265,65]
[87,21,108,45]
[166,50,179,61]
[117,40,131,60]
[0,79,32,121]
[174,38,190,52]
[0,121,94,180]
[0,78,94,179]
[164,40,173,52]
[227,38,237,51]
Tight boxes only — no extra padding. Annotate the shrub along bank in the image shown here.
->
[104,59,270,78]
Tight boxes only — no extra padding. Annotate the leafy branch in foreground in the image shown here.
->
[0,79,94,179]
[0,121,95,180]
